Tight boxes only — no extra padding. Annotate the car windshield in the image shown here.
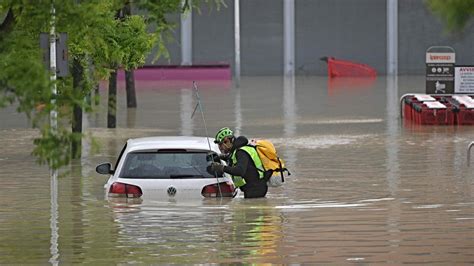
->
[119,150,222,179]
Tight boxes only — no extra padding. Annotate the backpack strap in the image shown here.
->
[278,157,284,182]
[259,157,291,183]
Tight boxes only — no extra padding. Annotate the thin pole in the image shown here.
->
[283,0,295,76]
[234,0,241,87]
[50,5,57,133]
[49,4,59,265]
[192,82,212,151]
[387,0,398,75]
[192,82,222,197]
[181,0,192,65]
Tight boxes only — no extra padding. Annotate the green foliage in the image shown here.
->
[0,3,51,124]
[114,15,154,70]
[425,0,474,32]
[0,0,226,170]
[0,1,154,169]
[32,126,81,169]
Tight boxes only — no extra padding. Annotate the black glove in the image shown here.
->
[210,162,224,172]
[207,162,224,175]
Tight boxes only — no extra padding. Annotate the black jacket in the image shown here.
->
[223,136,268,198]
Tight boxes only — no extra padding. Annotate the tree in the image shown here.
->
[0,0,225,170]
[0,1,153,169]
[425,0,474,32]
[106,10,154,128]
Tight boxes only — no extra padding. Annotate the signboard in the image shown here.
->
[455,66,474,93]
[40,32,68,77]
[426,47,455,94]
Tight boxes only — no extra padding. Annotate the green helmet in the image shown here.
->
[214,127,234,144]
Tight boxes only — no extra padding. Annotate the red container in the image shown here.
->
[403,96,420,122]
[411,102,453,125]
[411,103,422,124]
[457,106,474,125]
[404,102,411,121]
[443,103,456,125]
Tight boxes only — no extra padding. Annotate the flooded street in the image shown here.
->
[0,75,473,264]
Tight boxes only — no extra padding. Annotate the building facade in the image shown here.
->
[146,0,474,76]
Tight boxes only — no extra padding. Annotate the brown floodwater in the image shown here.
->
[0,76,473,264]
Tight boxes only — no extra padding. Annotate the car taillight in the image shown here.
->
[201,182,236,198]
[109,182,143,198]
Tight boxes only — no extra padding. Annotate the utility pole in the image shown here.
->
[234,0,241,87]
[283,0,295,76]
[41,4,69,157]
[181,0,192,66]
[49,4,59,266]
[387,0,398,75]
[50,6,57,136]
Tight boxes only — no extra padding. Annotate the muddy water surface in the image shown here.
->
[0,76,473,264]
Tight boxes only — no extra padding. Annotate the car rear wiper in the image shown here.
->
[169,174,205,179]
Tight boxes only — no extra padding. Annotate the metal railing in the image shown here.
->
[399,93,414,119]
[468,142,474,166]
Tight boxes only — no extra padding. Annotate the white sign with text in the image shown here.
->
[426,52,456,63]
[455,66,474,93]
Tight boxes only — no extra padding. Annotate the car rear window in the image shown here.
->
[119,151,223,179]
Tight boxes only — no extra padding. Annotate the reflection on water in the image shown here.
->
[180,88,194,136]
[49,169,59,266]
[0,76,473,264]
[105,198,284,264]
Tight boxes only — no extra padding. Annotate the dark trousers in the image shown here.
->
[241,180,268,198]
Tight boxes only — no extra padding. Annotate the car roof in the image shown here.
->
[126,136,219,152]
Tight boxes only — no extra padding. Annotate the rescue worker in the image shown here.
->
[208,127,268,198]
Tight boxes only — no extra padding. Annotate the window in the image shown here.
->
[119,151,222,179]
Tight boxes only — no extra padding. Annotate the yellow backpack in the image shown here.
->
[250,139,291,187]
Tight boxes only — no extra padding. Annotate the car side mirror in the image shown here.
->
[96,163,114,175]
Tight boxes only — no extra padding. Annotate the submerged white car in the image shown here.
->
[96,136,238,200]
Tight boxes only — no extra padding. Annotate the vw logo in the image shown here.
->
[167,186,177,197]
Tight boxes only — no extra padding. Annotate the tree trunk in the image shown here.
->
[72,58,83,159]
[125,70,137,108]
[123,2,137,108]
[0,8,15,36]
[107,70,117,128]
